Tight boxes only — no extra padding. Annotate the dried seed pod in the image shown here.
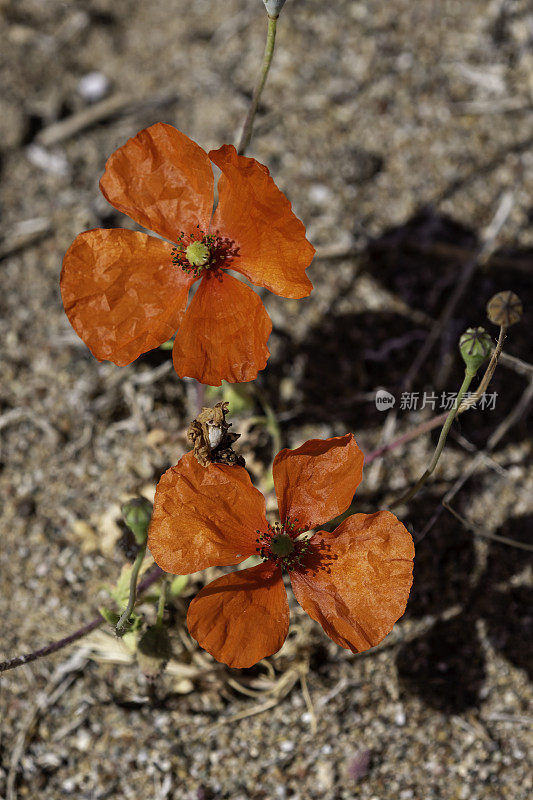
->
[486,291,523,327]
[187,401,244,467]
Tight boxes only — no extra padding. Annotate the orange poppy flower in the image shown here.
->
[148,434,414,668]
[60,123,315,386]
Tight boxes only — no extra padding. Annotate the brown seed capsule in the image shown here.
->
[486,291,523,327]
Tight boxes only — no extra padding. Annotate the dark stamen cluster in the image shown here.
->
[255,517,311,571]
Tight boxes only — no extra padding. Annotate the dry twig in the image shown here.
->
[36,89,179,147]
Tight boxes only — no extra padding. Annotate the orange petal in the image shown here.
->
[209,144,314,299]
[99,123,214,242]
[172,272,272,386]
[148,452,266,575]
[61,228,195,365]
[273,434,364,531]
[290,511,414,653]
[187,562,289,668]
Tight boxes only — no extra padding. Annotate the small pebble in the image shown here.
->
[77,71,109,102]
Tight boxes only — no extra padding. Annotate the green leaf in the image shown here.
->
[112,564,134,610]
[99,607,121,625]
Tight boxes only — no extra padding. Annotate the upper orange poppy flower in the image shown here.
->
[60,123,315,386]
[148,434,414,668]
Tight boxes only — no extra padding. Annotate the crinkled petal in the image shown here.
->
[209,144,314,299]
[148,452,266,575]
[172,272,272,386]
[187,562,289,668]
[99,123,214,242]
[290,511,414,653]
[61,228,195,365]
[273,434,364,531]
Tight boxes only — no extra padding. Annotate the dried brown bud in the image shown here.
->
[486,291,523,328]
[187,401,244,468]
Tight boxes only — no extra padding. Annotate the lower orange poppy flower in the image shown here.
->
[60,123,315,386]
[148,434,414,668]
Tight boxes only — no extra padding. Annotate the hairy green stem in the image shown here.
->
[237,15,278,155]
[115,543,147,636]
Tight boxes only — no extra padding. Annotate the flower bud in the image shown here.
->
[122,497,152,545]
[263,0,287,17]
[486,291,523,328]
[459,327,492,375]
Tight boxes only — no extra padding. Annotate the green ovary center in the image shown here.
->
[270,534,295,557]
[186,241,210,267]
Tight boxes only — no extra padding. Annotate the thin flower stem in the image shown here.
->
[116,543,147,636]
[460,325,506,408]
[0,566,164,675]
[389,370,475,509]
[237,15,278,156]
[428,371,474,473]
[195,381,206,415]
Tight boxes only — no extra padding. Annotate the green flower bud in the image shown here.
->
[263,0,287,17]
[122,497,152,545]
[459,327,492,376]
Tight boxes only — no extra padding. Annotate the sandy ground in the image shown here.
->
[0,1,532,798]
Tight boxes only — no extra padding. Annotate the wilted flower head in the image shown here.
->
[148,434,414,668]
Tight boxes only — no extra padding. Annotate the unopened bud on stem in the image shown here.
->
[263,0,287,17]
[459,327,492,376]
[122,498,152,545]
